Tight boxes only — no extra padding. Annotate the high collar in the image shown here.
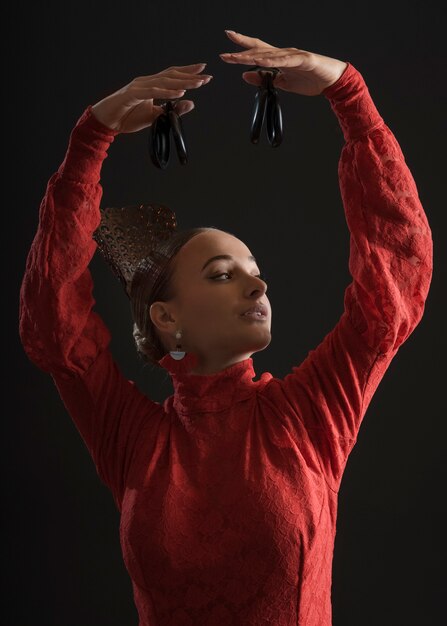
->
[158,352,271,415]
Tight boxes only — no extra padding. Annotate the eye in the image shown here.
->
[210,272,232,280]
[210,271,268,283]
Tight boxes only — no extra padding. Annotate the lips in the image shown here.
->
[241,303,268,317]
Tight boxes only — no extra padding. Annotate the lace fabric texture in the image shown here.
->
[120,353,333,625]
[18,63,433,625]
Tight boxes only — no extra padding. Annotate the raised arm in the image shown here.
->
[280,63,433,490]
[220,32,433,490]
[19,107,118,376]
[18,64,213,506]
[19,62,212,374]
[324,63,433,355]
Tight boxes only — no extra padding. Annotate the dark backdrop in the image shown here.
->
[6,1,445,625]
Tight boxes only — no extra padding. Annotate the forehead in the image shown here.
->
[174,230,253,268]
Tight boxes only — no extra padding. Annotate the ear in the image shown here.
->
[149,301,178,333]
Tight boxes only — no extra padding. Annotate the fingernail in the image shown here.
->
[225,30,236,34]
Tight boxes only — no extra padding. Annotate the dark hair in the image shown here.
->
[130,226,218,366]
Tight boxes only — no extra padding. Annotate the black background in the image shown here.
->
[7,1,446,624]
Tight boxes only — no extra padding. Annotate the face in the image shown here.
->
[150,229,272,372]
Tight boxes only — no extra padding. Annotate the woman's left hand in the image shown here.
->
[219,31,348,96]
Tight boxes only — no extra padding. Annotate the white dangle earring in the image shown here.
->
[169,330,186,360]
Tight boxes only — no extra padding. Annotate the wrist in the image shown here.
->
[323,60,348,91]
[91,102,120,132]
[57,106,118,184]
[322,64,384,141]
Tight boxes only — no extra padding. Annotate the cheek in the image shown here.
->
[180,286,233,325]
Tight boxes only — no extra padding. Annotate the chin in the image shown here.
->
[245,332,272,354]
[259,336,272,351]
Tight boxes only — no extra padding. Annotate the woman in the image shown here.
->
[19,30,433,626]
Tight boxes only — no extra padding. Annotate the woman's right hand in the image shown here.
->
[91,63,213,134]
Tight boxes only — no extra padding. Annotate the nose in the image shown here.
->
[246,273,268,297]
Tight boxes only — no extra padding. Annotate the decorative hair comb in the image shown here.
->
[92,203,177,297]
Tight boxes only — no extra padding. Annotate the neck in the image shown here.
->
[189,352,253,376]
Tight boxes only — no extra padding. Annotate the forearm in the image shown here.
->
[19,107,118,375]
[324,65,433,353]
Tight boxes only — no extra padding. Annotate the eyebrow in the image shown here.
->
[201,254,257,272]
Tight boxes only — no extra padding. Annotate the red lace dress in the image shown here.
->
[19,63,433,625]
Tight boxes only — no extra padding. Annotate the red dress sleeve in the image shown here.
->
[19,105,118,376]
[18,107,161,510]
[274,63,433,491]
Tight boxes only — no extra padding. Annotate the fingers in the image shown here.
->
[241,70,284,87]
[149,75,213,89]
[130,87,191,101]
[220,53,269,65]
[241,72,264,87]
[137,67,212,84]
[220,46,278,65]
[131,71,213,101]
[219,30,275,67]
[159,72,213,90]
[155,99,195,118]
[174,100,195,116]
[253,54,302,68]
[130,86,188,101]
[167,62,208,73]
[221,49,306,69]
[224,30,274,50]
[120,97,195,134]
